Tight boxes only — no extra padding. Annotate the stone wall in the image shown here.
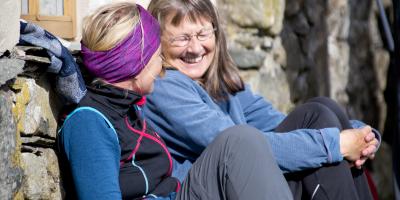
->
[218,0,293,113]
[280,0,390,128]
[0,0,392,199]
[0,46,64,199]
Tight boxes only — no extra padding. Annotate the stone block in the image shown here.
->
[22,149,62,200]
[219,0,284,35]
[229,48,266,69]
[0,58,25,87]
[13,77,61,139]
[0,91,23,200]
[0,0,20,55]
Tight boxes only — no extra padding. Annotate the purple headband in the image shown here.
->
[81,4,160,83]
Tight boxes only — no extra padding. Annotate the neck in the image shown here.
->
[112,79,137,91]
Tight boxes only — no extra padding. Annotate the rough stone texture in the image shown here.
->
[0,52,63,199]
[20,77,61,138]
[218,0,292,112]
[327,0,351,106]
[219,0,285,35]
[22,149,62,200]
[0,91,23,200]
[281,0,329,104]
[0,58,25,86]
[281,0,391,198]
[346,0,378,123]
[0,0,20,55]
[372,141,394,200]
[281,0,389,124]
[10,75,63,200]
[229,48,266,69]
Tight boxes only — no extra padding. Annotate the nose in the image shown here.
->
[186,37,203,53]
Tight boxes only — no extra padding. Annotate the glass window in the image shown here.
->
[21,0,29,15]
[39,0,64,16]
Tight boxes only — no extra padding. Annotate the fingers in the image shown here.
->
[361,125,372,134]
[348,126,377,169]
[364,132,375,142]
[354,158,367,169]
[369,153,375,160]
[370,138,379,146]
[340,126,377,162]
[361,144,377,157]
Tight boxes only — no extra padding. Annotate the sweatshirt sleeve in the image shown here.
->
[236,86,343,172]
[59,110,122,200]
[144,71,236,160]
[145,71,342,173]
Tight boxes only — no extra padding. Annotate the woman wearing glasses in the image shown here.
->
[144,0,380,199]
[58,1,293,199]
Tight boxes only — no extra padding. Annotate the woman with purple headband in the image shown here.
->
[57,2,293,199]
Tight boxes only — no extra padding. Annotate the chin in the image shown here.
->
[181,67,206,79]
[185,71,204,80]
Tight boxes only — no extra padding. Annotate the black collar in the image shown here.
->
[83,82,143,118]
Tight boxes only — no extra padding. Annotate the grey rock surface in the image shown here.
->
[0,58,25,86]
[0,91,23,200]
[0,0,20,55]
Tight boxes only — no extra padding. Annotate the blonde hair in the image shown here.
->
[82,2,140,51]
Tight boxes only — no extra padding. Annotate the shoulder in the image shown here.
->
[156,70,195,86]
[58,107,120,159]
[146,70,212,108]
[152,70,204,96]
[60,107,116,141]
[63,108,111,128]
[234,84,257,100]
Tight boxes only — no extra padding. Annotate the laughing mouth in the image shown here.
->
[181,55,203,64]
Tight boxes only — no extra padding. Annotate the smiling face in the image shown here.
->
[161,14,216,80]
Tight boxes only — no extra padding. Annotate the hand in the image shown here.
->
[352,134,378,169]
[340,126,374,162]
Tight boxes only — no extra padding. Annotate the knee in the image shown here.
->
[217,125,273,153]
[299,102,331,116]
[219,125,263,141]
[307,96,335,105]
[300,102,343,129]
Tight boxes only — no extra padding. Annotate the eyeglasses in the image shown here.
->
[167,27,216,47]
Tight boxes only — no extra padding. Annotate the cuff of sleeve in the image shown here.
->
[320,127,343,163]
[372,127,381,150]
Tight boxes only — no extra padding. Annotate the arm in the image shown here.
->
[144,71,236,161]
[145,72,342,172]
[235,85,286,132]
[60,110,121,199]
[236,86,344,172]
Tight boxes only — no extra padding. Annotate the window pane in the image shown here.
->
[39,0,64,16]
[21,0,28,15]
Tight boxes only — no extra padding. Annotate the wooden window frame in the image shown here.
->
[21,0,76,39]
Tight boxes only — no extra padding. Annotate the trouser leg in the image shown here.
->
[308,97,374,200]
[307,96,352,129]
[275,99,373,200]
[176,125,293,200]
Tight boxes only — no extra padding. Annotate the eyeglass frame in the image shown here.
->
[165,27,217,47]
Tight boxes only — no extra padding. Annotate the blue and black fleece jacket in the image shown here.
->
[57,83,179,200]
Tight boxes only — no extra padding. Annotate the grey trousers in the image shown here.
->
[176,125,293,200]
